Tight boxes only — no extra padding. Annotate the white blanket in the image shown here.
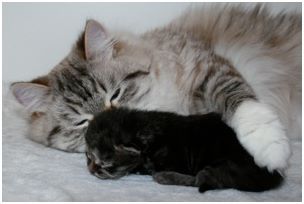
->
[2,83,301,201]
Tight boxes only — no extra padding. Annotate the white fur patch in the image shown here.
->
[215,41,301,140]
[229,100,291,171]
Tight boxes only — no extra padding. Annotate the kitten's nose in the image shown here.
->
[88,160,100,174]
[86,152,100,174]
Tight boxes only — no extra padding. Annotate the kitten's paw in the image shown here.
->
[230,101,291,171]
[153,171,178,185]
[152,171,195,186]
[198,184,215,193]
[195,168,211,187]
[152,172,171,185]
[195,167,218,192]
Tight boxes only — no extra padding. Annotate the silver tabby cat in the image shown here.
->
[11,4,301,171]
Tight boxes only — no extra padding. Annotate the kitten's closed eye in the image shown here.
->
[100,161,113,169]
[114,145,141,155]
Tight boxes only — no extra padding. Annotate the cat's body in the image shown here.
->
[85,108,283,192]
[11,4,301,171]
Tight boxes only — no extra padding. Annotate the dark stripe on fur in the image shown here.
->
[63,96,83,107]
[96,80,107,93]
[47,126,61,145]
[224,92,255,113]
[119,83,139,103]
[198,67,216,95]
[221,80,243,95]
[55,77,65,92]
[133,88,151,104]
[195,54,256,120]
[67,105,80,115]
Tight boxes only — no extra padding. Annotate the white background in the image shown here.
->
[3,3,301,82]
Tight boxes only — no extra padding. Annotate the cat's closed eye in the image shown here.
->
[74,114,93,128]
[74,119,88,126]
[123,70,149,81]
[111,88,121,101]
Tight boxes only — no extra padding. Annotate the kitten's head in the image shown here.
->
[85,110,142,179]
[10,20,155,152]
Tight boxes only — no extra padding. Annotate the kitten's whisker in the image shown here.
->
[101,162,113,169]
[100,169,115,178]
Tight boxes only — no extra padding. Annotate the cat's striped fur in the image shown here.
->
[11,4,300,171]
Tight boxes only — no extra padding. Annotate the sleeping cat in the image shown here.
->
[10,4,300,171]
[85,108,283,192]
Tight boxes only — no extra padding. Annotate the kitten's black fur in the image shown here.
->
[85,108,283,193]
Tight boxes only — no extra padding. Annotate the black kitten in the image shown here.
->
[85,108,283,192]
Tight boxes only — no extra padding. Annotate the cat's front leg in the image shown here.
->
[152,171,195,186]
[229,100,291,171]
[195,56,291,171]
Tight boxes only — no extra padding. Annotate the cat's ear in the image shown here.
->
[84,19,108,60]
[10,82,50,112]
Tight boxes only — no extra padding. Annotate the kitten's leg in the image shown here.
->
[195,167,225,192]
[196,57,290,171]
[152,171,196,186]
[195,162,283,193]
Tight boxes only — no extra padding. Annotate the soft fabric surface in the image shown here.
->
[2,83,302,201]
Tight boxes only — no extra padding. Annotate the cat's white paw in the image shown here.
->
[230,100,291,171]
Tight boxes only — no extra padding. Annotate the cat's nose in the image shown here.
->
[104,105,112,110]
[104,101,118,110]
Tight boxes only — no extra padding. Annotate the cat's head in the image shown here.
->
[85,111,142,179]
[10,20,156,152]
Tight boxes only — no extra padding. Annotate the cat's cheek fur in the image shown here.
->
[50,137,86,153]
[229,100,291,171]
[29,114,86,153]
[29,115,50,146]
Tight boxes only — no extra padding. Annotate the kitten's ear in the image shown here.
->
[10,82,50,112]
[84,19,108,60]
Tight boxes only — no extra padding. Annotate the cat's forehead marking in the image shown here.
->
[108,74,116,87]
